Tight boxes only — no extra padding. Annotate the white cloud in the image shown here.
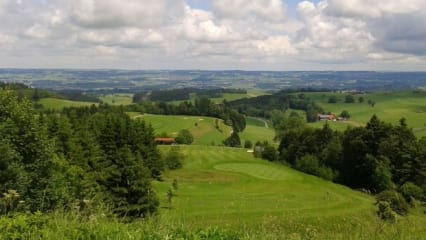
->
[295,1,374,62]
[71,0,185,29]
[325,0,422,18]
[212,0,285,22]
[180,7,241,42]
[95,45,117,56]
[0,0,425,70]
[256,36,297,56]
[24,24,51,39]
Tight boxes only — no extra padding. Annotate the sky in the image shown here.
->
[0,0,425,71]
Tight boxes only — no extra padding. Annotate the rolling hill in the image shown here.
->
[154,145,426,239]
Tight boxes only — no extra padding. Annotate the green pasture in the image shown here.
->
[39,98,96,110]
[132,114,232,145]
[99,93,133,105]
[302,91,426,137]
[154,145,426,238]
[240,124,276,144]
[210,90,267,103]
[132,113,276,146]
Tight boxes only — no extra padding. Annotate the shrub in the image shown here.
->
[244,140,253,149]
[295,155,334,181]
[400,182,424,203]
[164,147,184,170]
[376,190,409,215]
[376,201,396,222]
[175,129,194,145]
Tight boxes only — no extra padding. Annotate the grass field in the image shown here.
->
[39,98,96,110]
[209,90,267,103]
[99,93,133,105]
[130,113,276,146]
[131,114,232,145]
[154,145,426,239]
[302,91,426,137]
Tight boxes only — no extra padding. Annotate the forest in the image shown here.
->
[1,89,163,217]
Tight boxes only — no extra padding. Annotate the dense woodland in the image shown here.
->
[1,89,163,217]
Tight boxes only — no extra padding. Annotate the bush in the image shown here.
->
[400,182,424,203]
[164,147,184,170]
[244,140,253,149]
[295,155,334,181]
[175,129,194,145]
[376,201,397,222]
[376,190,409,215]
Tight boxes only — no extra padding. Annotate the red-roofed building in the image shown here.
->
[154,138,176,145]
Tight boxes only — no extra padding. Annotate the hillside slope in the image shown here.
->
[154,146,426,238]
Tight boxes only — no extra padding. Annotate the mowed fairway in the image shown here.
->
[132,113,276,145]
[154,146,426,238]
[156,146,374,224]
[132,114,232,145]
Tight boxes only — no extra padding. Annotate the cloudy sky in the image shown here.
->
[0,0,425,70]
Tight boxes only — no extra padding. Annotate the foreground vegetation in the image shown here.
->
[1,146,425,239]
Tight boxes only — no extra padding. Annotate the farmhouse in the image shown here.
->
[317,114,335,121]
[154,137,176,145]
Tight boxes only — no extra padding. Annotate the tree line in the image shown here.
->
[257,112,425,215]
[227,90,323,122]
[132,88,247,103]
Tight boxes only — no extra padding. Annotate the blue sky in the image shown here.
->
[187,0,321,17]
[0,0,425,70]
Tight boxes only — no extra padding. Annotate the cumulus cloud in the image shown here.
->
[295,1,373,62]
[212,0,286,22]
[0,0,425,70]
[180,7,241,42]
[323,0,426,56]
[256,36,297,56]
[71,0,185,28]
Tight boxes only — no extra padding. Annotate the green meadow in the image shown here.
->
[132,114,232,145]
[39,98,96,110]
[303,91,426,137]
[130,113,276,146]
[99,93,133,105]
[154,145,426,239]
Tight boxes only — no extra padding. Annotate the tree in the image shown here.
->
[244,140,253,149]
[344,95,355,103]
[340,110,350,119]
[164,147,184,170]
[358,96,364,103]
[223,132,241,147]
[328,96,338,103]
[175,129,194,145]
[261,143,278,161]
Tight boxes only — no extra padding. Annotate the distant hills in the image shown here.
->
[1,69,426,92]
